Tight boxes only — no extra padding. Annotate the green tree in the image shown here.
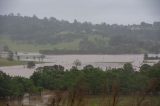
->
[7,51,14,61]
[73,59,82,68]
[123,63,134,72]
[27,61,35,68]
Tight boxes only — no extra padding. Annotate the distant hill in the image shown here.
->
[0,14,160,54]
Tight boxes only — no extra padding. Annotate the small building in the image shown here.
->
[0,51,9,58]
[14,52,45,61]
[144,53,160,60]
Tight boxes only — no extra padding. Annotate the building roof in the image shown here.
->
[16,52,43,56]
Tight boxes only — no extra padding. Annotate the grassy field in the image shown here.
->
[0,37,81,52]
[86,96,160,106]
[0,58,27,66]
[0,36,109,52]
[0,95,159,106]
[0,58,45,67]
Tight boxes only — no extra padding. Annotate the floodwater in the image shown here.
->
[0,54,152,78]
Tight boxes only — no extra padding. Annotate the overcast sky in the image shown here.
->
[0,0,160,24]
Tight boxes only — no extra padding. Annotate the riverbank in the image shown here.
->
[0,58,27,66]
[0,58,46,67]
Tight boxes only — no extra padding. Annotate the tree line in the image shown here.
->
[0,14,160,54]
[0,62,160,98]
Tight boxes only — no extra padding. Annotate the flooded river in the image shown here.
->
[0,54,147,78]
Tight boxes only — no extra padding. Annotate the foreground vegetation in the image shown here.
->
[0,96,160,106]
[0,61,160,106]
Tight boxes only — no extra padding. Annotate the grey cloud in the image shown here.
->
[0,0,159,24]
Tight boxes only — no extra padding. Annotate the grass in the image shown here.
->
[0,95,159,106]
[0,36,110,52]
[72,96,160,106]
[53,39,81,50]
[88,35,110,46]
[0,58,44,67]
[0,58,27,66]
[0,37,81,52]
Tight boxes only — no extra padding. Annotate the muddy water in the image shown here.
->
[0,54,145,78]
